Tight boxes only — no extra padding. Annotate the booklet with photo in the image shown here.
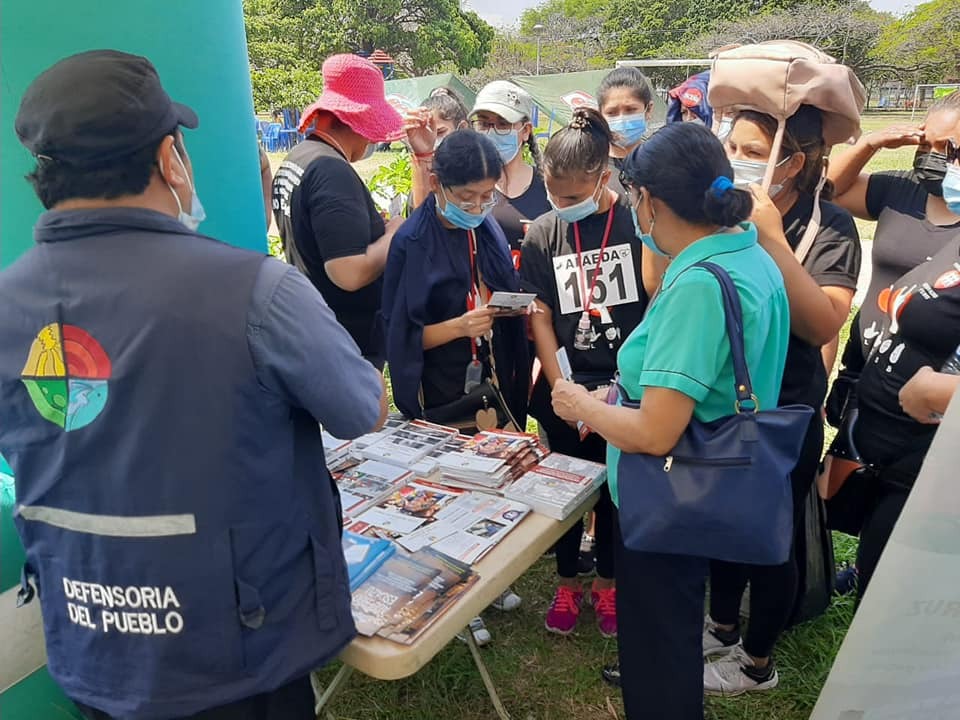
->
[336,460,413,520]
[350,552,442,636]
[377,548,478,645]
[352,415,408,449]
[351,479,466,542]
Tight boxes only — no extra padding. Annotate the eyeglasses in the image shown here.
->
[472,119,520,136]
[443,186,499,212]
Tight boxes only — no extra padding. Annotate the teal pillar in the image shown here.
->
[0,2,266,716]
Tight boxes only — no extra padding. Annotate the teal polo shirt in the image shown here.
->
[607,223,790,506]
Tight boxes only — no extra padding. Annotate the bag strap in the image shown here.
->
[693,261,758,412]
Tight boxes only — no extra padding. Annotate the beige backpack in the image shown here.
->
[708,41,866,262]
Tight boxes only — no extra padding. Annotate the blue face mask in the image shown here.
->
[438,186,490,230]
[944,164,960,215]
[483,129,521,164]
[607,113,647,149]
[549,176,603,224]
[630,203,668,257]
[164,147,206,232]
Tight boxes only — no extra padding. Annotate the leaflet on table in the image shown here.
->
[350,552,441,636]
[398,493,531,564]
[538,453,607,484]
[505,463,600,520]
[377,548,478,645]
[351,414,407,449]
[342,530,397,591]
[336,460,413,519]
[349,479,466,539]
[360,420,458,467]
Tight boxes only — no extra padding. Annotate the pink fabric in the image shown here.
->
[298,54,404,142]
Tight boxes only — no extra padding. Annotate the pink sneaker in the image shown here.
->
[545,585,583,635]
[589,582,617,638]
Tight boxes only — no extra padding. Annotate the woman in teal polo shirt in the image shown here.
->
[552,122,791,720]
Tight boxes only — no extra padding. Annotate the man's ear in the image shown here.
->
[155,135,186,186]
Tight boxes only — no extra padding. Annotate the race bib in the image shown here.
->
[552,243,639,315]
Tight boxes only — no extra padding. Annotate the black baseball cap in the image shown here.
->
[15,49,198,167]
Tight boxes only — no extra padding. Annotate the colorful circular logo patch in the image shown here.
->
[20,324,111,431]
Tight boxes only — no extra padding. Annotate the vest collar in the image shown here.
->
[34,207,191,244]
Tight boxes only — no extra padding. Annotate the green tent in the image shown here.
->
[383,73,476,112]
[511,69,668,133]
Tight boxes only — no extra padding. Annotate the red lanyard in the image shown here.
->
[572,204,616,315]
[465,230,482,362]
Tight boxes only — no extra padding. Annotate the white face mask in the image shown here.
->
[729,157,789,198]
[361,142,376,161]
[163,147,206,231]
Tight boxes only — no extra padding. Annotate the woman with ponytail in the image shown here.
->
[550,122,791,720]
[701,105,861,699]
[520,107,649,640]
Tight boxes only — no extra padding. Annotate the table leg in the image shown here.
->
[462,627,512,720]
[311,663,355,719]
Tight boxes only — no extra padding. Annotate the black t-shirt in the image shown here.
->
[520,197,648,383]
[779,193,861,408]
[272,138,386,358]
[491,169,550,254]
[855,235,960,480]
[856,171,960,355]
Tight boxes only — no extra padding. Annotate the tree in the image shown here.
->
[873,0,960,83]
[244,0,495,110]
[691,1,893,80]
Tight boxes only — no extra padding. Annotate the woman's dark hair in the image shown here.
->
[26,131,184,210]
[597,67,654,110]
[422,86,469,127]
[433,129,503,187]
[622,122,752,228]
[730,105,833,199]
[543,107,613,178]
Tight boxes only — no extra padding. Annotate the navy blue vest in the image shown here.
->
[0,209,354,719]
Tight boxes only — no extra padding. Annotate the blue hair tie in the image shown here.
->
[710,176,733,198]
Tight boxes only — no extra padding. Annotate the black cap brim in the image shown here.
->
[173,101,199,130]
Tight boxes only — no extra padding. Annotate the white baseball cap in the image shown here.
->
[471,81,534,124]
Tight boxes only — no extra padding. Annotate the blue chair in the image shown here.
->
[262,123,282,152]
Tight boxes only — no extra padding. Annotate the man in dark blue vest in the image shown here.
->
[0,50,387,720]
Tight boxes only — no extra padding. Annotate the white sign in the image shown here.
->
[552,243,639,315]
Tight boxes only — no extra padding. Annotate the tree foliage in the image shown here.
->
[244,0,494,111]
[873,0,960,83]
[692,1,892,80]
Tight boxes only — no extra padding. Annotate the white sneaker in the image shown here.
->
[703,646,778,697]
[703,615,743,659]
[702,615,742,659]
[457,616,492,647]
[492,587,522,612]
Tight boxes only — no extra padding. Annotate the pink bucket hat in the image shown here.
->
[298,54,404,142]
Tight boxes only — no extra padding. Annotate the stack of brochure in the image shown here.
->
[322,430,352,470]
[436,431,547,491]
[351,547,478,643]
[335,460,413,522]
[504,453,607,520]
